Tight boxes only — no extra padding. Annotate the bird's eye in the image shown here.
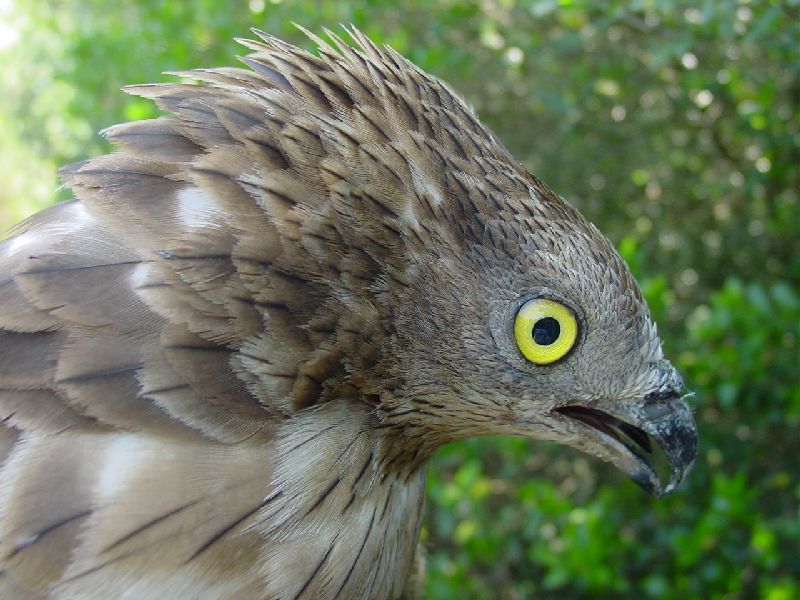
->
[514,298,578,365]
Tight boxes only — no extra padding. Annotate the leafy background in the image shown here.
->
[1,1,797,598]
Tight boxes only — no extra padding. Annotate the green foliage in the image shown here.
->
[1,1,797,598]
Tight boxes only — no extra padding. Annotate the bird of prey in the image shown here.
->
[0,27,697,599]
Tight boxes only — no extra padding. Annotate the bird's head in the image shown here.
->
[375,171,697,496]
[97,27,696,497]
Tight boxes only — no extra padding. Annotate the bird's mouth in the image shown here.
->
[554,396,697,496]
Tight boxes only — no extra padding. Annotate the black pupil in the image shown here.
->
[532,317,560,345]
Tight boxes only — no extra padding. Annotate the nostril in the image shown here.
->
[644,389,680,403]
[643,384,685,419]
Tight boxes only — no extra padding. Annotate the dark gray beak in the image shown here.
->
[556,392,698,496]
[635,394,698,494]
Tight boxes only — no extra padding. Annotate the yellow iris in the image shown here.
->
[514,298,578,365]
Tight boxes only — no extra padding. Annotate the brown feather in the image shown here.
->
[0,26,696,599]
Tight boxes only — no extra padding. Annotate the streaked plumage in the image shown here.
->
[0,27,697,599]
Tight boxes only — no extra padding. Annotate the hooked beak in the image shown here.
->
[555,392,697,496]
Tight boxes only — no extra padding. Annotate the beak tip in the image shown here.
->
[663,454,697,495]
[661,477,680,496]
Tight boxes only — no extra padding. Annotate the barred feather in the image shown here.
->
[0,26,693,599]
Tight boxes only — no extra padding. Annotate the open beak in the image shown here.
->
[555,393,697,496]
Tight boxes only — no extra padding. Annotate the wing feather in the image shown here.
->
[0,27,476,596]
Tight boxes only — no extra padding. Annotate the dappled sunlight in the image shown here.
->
[0,0,19,50]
